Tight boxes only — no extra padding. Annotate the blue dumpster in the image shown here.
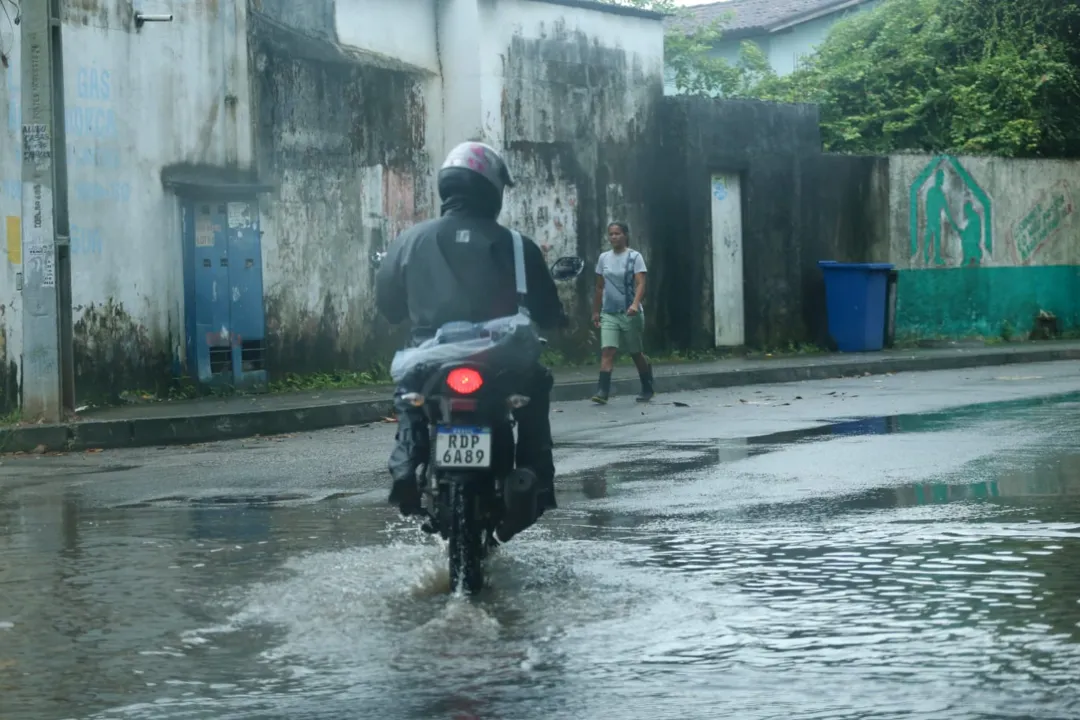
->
[818,261,894,352]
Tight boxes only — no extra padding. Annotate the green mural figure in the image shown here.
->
[909,156,992,269]
[923,170,957,266]
[960,202,983,266]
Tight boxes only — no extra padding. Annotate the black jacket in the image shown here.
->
[375,208,567,342]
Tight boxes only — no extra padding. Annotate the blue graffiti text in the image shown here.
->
[69,144,122,169]
[66,106,118,138]
[73,181,131,203]
[76,67,112,102]
[70,224,104,255]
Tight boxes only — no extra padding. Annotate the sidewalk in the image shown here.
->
[2,341,1079,454]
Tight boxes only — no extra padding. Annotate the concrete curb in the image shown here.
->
[2,346,1078,454]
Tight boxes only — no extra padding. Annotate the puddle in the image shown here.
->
[4,391,1080,720]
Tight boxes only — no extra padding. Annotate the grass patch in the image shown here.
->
[109,365,395,408]
[268,366,393,393]
[749,342,827,358]
[0,408,20,427]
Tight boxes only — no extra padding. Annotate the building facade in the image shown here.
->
[0,0,665,411]
[663,0,879,94]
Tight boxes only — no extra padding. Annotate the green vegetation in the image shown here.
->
[267,367,392,393]
[0,408,20,427]
[603,0,1080,158]
[114,365,394,408]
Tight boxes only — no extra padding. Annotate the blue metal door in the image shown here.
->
[193,203,231,382]
[225,200,267,386]
[183,198,267,386]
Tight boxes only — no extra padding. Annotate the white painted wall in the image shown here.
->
[1,0,252,401]
[764,12,842,76]
[334,0,439,73]
[1,37,23,395]
[438,0,486,157]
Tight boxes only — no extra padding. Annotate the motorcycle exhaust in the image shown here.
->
[495,468,540,543]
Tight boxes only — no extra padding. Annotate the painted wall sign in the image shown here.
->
[909,155,992,268]
[1012,180,1074,264]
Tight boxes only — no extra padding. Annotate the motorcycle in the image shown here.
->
[373,250,584,594]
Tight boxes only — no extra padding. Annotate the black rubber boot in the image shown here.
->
[592,371,612,404]
[636,365,654,403]
[387,389,428,517]
[513,368,557,513]
[495,468,540,544]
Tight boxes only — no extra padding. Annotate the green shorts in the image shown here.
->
[600,311,645,353]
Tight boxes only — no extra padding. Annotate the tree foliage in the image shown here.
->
[760,0,1080,157]
[598,0,774,96]
[601,0,1080,158]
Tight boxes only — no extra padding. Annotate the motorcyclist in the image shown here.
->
[375,140,568,526]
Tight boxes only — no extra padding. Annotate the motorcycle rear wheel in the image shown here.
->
[448,480,485,594]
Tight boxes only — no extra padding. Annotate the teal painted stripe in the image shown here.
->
[895,266,1080,339]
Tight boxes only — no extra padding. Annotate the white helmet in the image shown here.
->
[439,141,516,196]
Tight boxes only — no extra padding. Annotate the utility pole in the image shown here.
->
[20,0,73,422]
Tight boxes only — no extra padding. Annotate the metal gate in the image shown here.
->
[181,198,267,387]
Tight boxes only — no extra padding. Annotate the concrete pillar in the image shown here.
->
[19,0,68,423]
[435,0,484,158]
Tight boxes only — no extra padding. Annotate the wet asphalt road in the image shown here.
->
[2,362,1080,720]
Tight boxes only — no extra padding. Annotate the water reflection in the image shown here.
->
[582,474,608,500]
[895,452,1080,507]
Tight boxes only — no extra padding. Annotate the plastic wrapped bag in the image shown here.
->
[390,311,542,385]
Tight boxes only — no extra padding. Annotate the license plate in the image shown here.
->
[435,426,492,468]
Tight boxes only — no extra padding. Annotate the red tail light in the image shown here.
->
[446,368,483,394]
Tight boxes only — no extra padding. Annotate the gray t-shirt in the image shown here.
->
[596,248,647,313]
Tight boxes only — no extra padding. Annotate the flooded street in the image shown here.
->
[3,363,1080,720]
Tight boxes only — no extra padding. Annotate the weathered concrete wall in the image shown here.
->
[251,0,336,39]
[653,97,822,350]
[889,154,1080,340]
[799,154,891,348]
[1,0,668,405]
[253,0,664,369]
[1,0,252,406]
[486,0,665,356]
[250,12,432,375]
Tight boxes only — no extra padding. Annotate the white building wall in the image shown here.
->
[1,0,665,405]
[1,26,23,404]
[334,0,439,73]
[0,0,252,405]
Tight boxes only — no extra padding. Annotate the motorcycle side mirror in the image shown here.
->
[551,256,584,281]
